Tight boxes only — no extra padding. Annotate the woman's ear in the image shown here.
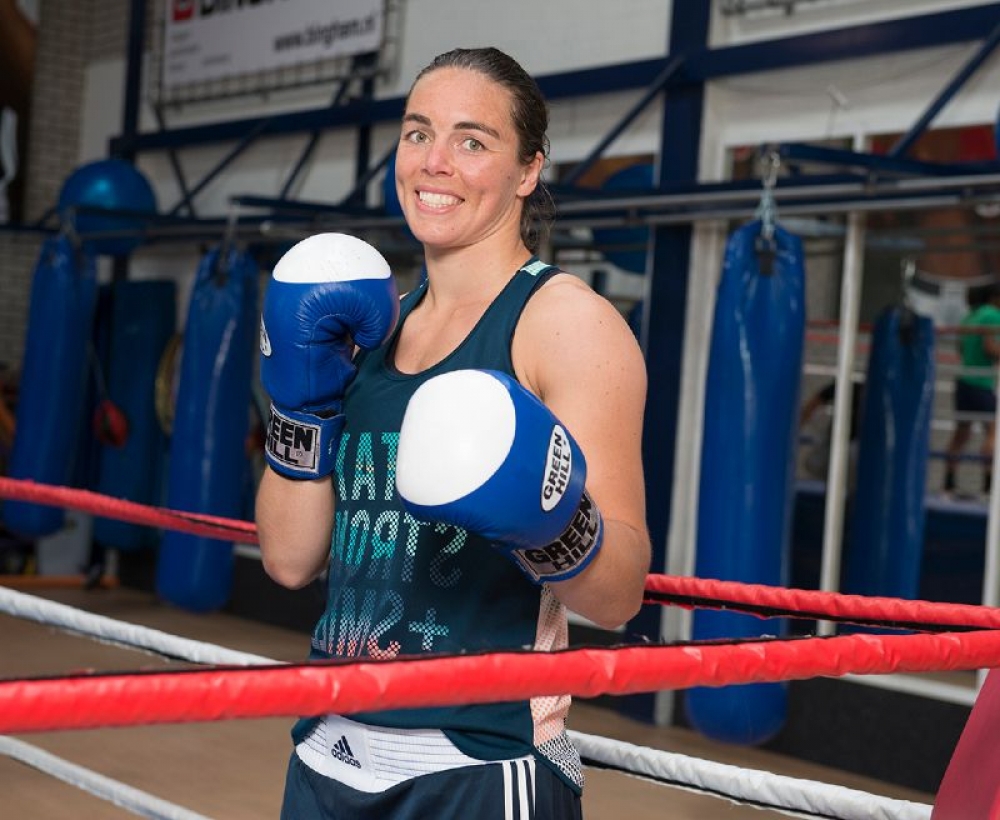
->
[517,151,544,197]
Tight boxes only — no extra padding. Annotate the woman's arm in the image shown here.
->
[514,276,651,629]
[255,467,335,589]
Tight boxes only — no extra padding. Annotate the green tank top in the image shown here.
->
[293,258,583,790]
[959,303,1000,390]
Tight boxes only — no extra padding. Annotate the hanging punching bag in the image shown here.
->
[844,306,934,602]
[156,247,258,612]
[686,220,805,745]
[4,235,98,537]
[92,280,176,551]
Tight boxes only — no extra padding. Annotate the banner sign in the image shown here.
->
[163,0,384,91]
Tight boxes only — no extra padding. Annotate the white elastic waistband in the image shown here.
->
[295,714,524,793]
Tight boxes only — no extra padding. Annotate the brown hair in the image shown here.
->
[408,47,554,253]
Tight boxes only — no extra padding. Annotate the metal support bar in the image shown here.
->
[977,355,1000,692]
[279,78,355,201]
[350,54,378,208]
[686,4,1000,81]
[167,119,271,217]
[817,209,865,635]
[561,56,684,187]
[337,142,397,208]
[153,103,196,218]
[557,168,1000,215]
[776,142,998,178]
[889,21,1000,158]
[115,0,146,161]
[233,194,383,219]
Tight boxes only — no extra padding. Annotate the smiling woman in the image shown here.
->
[255,45,650,820]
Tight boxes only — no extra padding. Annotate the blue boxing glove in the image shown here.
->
[396,369,603,583]
[260,233,398,479]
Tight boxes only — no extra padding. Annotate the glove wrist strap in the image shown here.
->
[265,403,344,480]
[512,490,604,584]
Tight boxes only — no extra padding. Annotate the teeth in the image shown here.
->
[418,191,459,207]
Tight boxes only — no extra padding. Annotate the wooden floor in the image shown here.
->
[0,587,936,819]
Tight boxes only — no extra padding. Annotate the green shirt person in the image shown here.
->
[958,302,1000,390]
[944,287,1000,497]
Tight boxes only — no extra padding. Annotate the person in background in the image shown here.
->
[943,282,1000,497]
[255,46,651,819]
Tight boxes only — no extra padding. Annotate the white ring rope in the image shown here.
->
[0,586,274,666]
[3,586,938,820]
[0,735,211,820]
[568,731,932,820]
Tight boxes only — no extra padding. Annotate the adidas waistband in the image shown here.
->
[295,713,527,793]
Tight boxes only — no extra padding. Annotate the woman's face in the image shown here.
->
[395,67,542,252]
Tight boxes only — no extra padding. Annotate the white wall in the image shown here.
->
[705,42,1000,156]
[384,0,672,96]
[710,0,997,45]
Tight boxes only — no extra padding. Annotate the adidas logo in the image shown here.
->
[331,735,361,769]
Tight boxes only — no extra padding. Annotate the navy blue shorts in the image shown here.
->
[280,751,582,820]
[955,380,997,416]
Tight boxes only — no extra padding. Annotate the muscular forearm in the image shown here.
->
[256,466,334,589]
[550,518,651,630]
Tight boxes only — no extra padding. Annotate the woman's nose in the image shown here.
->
[422,139,452,175]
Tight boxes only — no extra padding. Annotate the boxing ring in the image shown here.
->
[2,477,997,818]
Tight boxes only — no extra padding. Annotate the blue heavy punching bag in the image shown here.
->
[156,247,258,612]
[686,220,805,745]
[4,235,98,537]
[843,306,934,603]
[92,281,176,551]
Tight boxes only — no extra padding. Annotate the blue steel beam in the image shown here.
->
[279,77,356,201]
[115,0,146,161]
[889,20,1000,158]
[337,142,397,207]
[775,143,1000,178]
[152,103,197,217]
[684,4,1000,81]
[233,195,383,218]
[561,55,685,187]
[618,0,711,728]
[166,118,272,217]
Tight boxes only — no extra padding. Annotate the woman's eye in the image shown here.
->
[404,130,429,144]
[462,137,484,151]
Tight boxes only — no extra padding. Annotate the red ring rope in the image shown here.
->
[2,476,999,630]
[644,574,1000,632]
[0,477,257,544]
[3,629,1000,734]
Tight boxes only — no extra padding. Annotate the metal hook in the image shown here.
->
[901,256,917,288]
[754,149,781,246]
[214,202,241,282]
[761,149,780,193]
[899,256,919,342]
